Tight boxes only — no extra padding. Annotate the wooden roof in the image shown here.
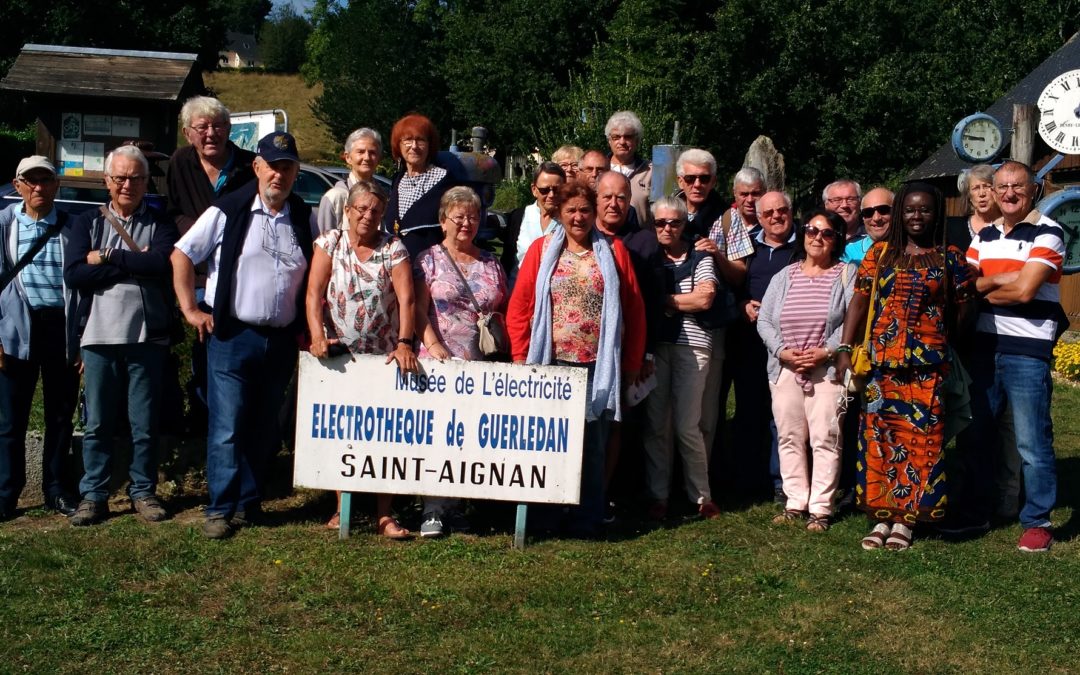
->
[908,33,1080,181]
[0,44,201,101]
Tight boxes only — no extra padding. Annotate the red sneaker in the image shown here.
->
[1017,527,1053,553]
[698,501,721,519]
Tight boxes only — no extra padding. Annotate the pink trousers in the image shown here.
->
[769,365,845,517]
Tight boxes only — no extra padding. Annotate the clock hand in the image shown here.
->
[963,134,986,141]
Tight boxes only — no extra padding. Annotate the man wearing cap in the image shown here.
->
[172,132,314,539]
[0,156,80,520]
[64,145,179,526]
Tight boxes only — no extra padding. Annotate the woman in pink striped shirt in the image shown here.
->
[757,210,855,532]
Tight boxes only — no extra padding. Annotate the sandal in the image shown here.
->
[861,522,891,550]
[806,514,831,532]
[885,523,913,551]
[377,516,412,540]
[772,509,806,525]
[325,512,340,530]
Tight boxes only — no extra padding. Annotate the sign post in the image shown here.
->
[294,353,589,547]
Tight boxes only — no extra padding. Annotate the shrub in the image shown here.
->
[1053,341,1080,381]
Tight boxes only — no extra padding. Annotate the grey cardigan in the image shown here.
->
[756,261,856,384]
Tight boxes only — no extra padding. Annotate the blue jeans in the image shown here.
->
[967,351,1056,529]
[205,326,297,517]
[0,310,79,510]
[80,343,166,502]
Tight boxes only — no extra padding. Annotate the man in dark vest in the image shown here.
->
[171,132,314,539]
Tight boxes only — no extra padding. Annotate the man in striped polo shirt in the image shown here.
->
[965,160,1064,552]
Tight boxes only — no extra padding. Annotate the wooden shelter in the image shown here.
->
[0,44,203,185]
[908,33,1080,328]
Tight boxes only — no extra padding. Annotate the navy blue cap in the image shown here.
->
[257,131,300,163]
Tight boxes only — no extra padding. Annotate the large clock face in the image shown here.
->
[1037,69,1080,154]
[1050,198,1080,273]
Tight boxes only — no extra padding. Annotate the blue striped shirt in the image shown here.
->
[14,205,63,308]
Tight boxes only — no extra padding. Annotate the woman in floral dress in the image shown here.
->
[306,180,417,538]
[836,182,975,551]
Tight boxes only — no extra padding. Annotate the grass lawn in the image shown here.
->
[3,385,1080,673]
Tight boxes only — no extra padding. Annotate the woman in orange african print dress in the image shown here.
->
[835,182,975,551]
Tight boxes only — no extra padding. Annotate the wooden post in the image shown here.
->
[1011,104,1037,166]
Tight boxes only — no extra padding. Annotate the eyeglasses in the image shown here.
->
[994,182,1029,195]
[535,186,559,196]
[401,138,428,147]
[803,225,837,240]
[608,133,636,142]
[109,175,147,185]
[347,203,382,216]
[18,175,56,187]
[581,166,606,174]
[860,205,891,218]
[448,215,480,226]
[760,206,790,219]
[190,123,227,135]
[825,196,859,206]
[901,206,933,216]
[681,174,713,185]
[654,218,684,229]
[558,162,577,170]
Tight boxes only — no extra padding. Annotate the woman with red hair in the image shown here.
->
[383,113,456,258]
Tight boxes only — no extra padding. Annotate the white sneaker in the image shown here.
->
[420,513,444,538]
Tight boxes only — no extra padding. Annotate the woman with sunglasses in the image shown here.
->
[835,182,976,551]
[306,180,419,539]
[640,197,721,521]
[757,209,854,532]
[413,187,509,537]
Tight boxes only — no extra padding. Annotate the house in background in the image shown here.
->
[219,32,260,69]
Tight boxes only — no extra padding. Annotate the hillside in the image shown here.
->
[203,71,338,163]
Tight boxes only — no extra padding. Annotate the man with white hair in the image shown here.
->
[605,110,653,225]
[64,145,180,526]
[167,96,256,434]
[822,179,862,241]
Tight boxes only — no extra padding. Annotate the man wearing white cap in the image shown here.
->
[0,156,80,520]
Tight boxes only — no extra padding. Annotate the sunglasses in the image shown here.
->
[681,174,713,184]
[803,225,837,240]
[535,186,558,195]
[860,205,891,218]
[654,218,684,229]
[760,206,790,219]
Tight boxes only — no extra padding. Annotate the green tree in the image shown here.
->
[259,5,312,73]
[220,0,274,34]
[304,0,450,144]
[439,0,618,155]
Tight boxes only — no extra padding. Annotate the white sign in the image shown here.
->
[111,116,140,137]
[83,115,112,136]
[294,353,588,504]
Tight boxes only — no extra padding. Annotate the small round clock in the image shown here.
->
[1037,69,1080,155]
[951,113,1004,163]
[1037,187,1080,273]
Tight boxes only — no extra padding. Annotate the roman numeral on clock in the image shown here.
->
[1046,120,1057,132]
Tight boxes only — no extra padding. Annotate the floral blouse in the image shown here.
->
[855,242,976,368]
[414,245,508,360]
[550,247,605,364]
[316,229,408,355]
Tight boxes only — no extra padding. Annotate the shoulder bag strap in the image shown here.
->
[98,205,141,252]
[439,244,483,314]
[0,221,62,294]
[862,243,886,349]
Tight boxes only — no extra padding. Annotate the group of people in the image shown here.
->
[0,102,1066,552]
